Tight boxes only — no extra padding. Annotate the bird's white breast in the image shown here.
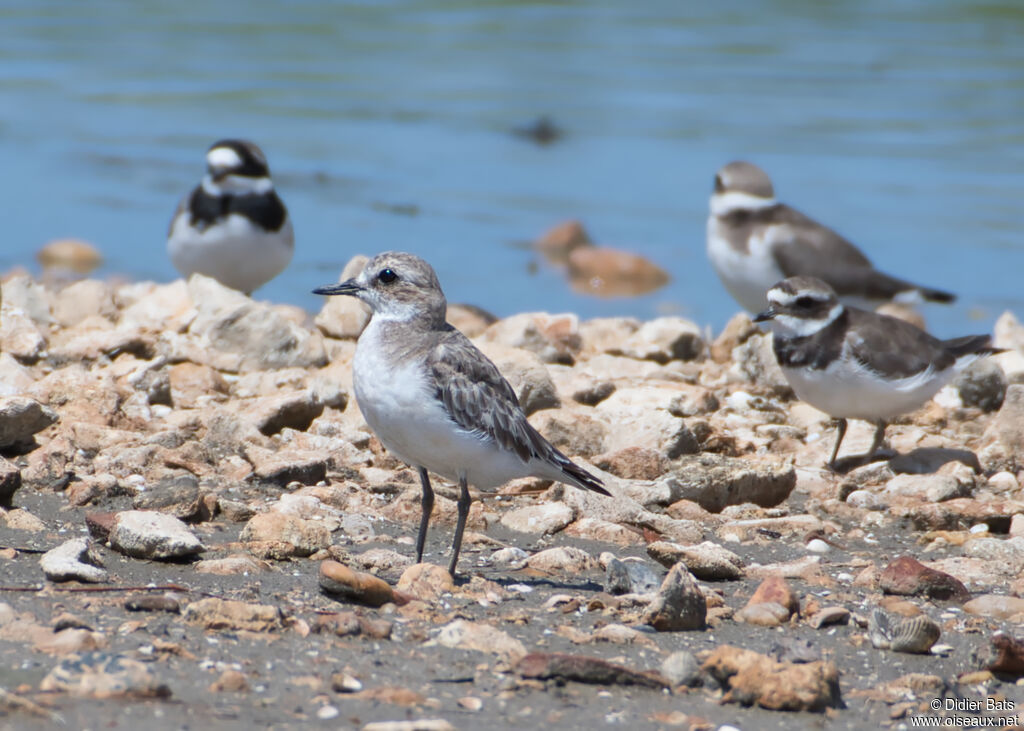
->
[706,216,784,314]
[781,342,953,421]
[167,210,293,293]
[352,322,533,489]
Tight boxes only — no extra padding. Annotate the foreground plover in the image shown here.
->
[755,276,997,469]
[168,139,294,294]
[313,252,609,576]
[707,161,954,314]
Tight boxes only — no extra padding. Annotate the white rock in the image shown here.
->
[40,538,108,583]
[499,502,575,534]
[109,510,204,560]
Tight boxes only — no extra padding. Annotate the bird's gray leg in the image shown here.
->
[416,467,434,564]
[866,420,887,462]
[828,418,848,469]
[447,473,472,578]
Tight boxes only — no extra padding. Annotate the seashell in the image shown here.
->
[869,608,941,654]
[890,614,941,654]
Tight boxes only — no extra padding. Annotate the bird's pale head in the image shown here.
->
[710,160,777,216]
[313,251,447,324]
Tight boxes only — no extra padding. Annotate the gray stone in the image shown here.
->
[610,317,704,363]
[730,332,792,396]
[242,391,326,435]
[955,358,1007,412]
[40,651,170,699]
[963,536,1024,575]
[0,397,58,449]
[40,538,108,583]
[108,510,203,560]
[640,563,706,631]
[0,456,21,507]
[604,557,661,595]
[661,650,702,687]
[132,475,205,522]
[0,303,47,361]
[187,274,327,372]
[662,454,796,513]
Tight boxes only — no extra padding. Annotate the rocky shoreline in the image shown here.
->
[1,261,1023,730]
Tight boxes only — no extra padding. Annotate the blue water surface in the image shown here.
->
[1,0,1022,336]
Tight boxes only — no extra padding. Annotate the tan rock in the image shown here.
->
[314,254,371,339]
[168,362,229,408]
[563,517,642,546]
[430,619,527,662]
[702,646,842,711]
[36,238,103,274]
[567,246,670,297]
[647,540,744,580]
[535,219,591,263]
[396,563,454,602]
[478,312,581,365]
[51,280,117,328]
[194,555,269,575]
[526,546,597,574]
[239,513,330,557]
[184,597,282,632]
[0,302,46,361]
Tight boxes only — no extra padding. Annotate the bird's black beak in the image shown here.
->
[753,307,776,323]
[312,279,362,297]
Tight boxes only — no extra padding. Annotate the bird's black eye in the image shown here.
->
[795,296,815,308]
[714,175,724,193]
[377,268,397,284]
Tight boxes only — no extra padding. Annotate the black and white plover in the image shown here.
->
[168,139,293,294]
[707,161,954,314]
[754,276,996,469]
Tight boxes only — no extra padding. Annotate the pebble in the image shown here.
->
[39,538,107,583]
[319,560,397,607]
[604,557,661,595]
[641,563,706,631]
[40,651,170,699]
[108,510,203,560]
[499,501,575,534]
[0,397,58,450]
[646,540,744,580]
[660,650,702,687]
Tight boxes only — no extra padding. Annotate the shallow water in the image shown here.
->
[2,0,1022,336]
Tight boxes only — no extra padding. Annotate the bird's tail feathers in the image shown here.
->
[558,457,610,496]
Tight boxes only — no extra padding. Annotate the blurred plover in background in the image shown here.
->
[168,139,293,294]
[707,161,955,315]
[314,251,609,576]
[755,276,997,470]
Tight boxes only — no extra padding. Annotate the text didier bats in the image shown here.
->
[941,697,1014,712]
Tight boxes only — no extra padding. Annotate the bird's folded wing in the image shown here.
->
[428,335,550,464]
[845,309,952,379]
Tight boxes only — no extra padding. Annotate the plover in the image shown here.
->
[313,252,609,576]
[754,276,997,469]
[168,139,294,294]
[707,161,955,314]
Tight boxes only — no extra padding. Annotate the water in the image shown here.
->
[2,0,1022,336]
